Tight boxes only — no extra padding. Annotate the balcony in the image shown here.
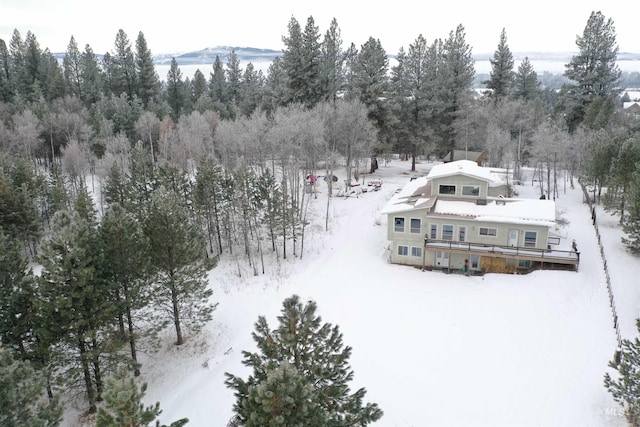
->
[424,238,580,270]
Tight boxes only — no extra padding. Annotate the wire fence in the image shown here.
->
[580,180,623,359]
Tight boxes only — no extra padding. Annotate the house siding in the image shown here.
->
[382,161,574,274]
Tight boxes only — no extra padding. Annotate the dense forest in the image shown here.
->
[2,10,640,426]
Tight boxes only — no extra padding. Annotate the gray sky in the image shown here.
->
[2,0,638,56]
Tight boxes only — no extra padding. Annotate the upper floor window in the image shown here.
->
[394,217,405,232]
[459,226,466,242]
[442,225,454,240]
[479,227,497,237]
[410,218,421,234]
[439,185,456,195]
[430,224,437,239]
[524,231,537,247]
[462,185,480,196]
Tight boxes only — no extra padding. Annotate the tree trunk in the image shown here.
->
[78,338,96,413]
[170,278,184,345]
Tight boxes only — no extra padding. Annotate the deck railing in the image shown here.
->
[423,238,580,264]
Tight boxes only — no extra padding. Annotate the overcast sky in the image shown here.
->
[2,0,638,56]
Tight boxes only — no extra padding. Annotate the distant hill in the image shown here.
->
[153,46,282,66]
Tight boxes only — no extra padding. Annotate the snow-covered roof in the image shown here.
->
[381,176,434,215]
[427,160,504,186]
[434,199,556,227]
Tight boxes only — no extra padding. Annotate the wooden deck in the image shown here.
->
[424,239,580,269]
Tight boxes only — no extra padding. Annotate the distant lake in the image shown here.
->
[156,56,640,82]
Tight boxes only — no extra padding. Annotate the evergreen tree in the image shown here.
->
[165,58,187,121]
[209,55,231,119]
[562,11,621,132]
[0,38,13,102]
[99,204,153,376]
[226,49,242,108]
[391,35,437,170]
[512,57,539,101]
[440,24,475,160]
[110,29,137,101]
[135,32,160,108]
[0,347,62,427]
[37,207,116,412]
[349,37,390,143]
[63,36,83,99]
[605,319,640,426]
[0,229,37,356]
[225,295,383,426]
[320,17,345,103]
[238,63,263,117]
[604,135,640,223]
[144,191,216,346]
[79,44,103,106]
[96,366,188,427]
[622,163,640,253]
[484,28,514,104]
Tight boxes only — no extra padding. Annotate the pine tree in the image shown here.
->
[320,18,345,103]
[110,29,137,101]
[144,191,216,345]
[440,24,475,160]
[99,204,153,376]
[0,229,37,356]
[96,366,188,427]
[484,28,514,104]
[0,347,62,427]
[79,44,103,106]
[166,58,188,121]
[562,11,621,131]
[135,32,160,108]
[349,37,390,141]
[512,57,539,101]
[604,135,640,224]
[622,163,640,253]
[37,208,116,412]
[225,295,383,426]
[239,362,327,427]
[63,36,83,98]
[605,319,640,426]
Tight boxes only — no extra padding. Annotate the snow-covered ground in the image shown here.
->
[65,160,640,427]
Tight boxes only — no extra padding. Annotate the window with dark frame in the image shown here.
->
[524,231,537,247]
[479,227,497,237]
[438,184,456,195]
[410,218,421,233]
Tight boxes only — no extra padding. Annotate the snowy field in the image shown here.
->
[65,160,640,427]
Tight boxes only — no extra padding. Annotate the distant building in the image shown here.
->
[623,101,640,116]
[381,160,579,274]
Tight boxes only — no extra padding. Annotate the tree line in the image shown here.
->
[1,9,640,426]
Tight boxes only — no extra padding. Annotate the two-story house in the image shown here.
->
[382,160,579,274]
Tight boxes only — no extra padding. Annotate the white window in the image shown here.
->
[397,245,408,256]
[410,218,421,234]
[459,226,466,242]
[479,227,497,237]
[462,185,480,196]
[430,224,437,239]
[524,231,537,247]
[442,225,454,240]
[411,247,422,257]
[394,217,405,232]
